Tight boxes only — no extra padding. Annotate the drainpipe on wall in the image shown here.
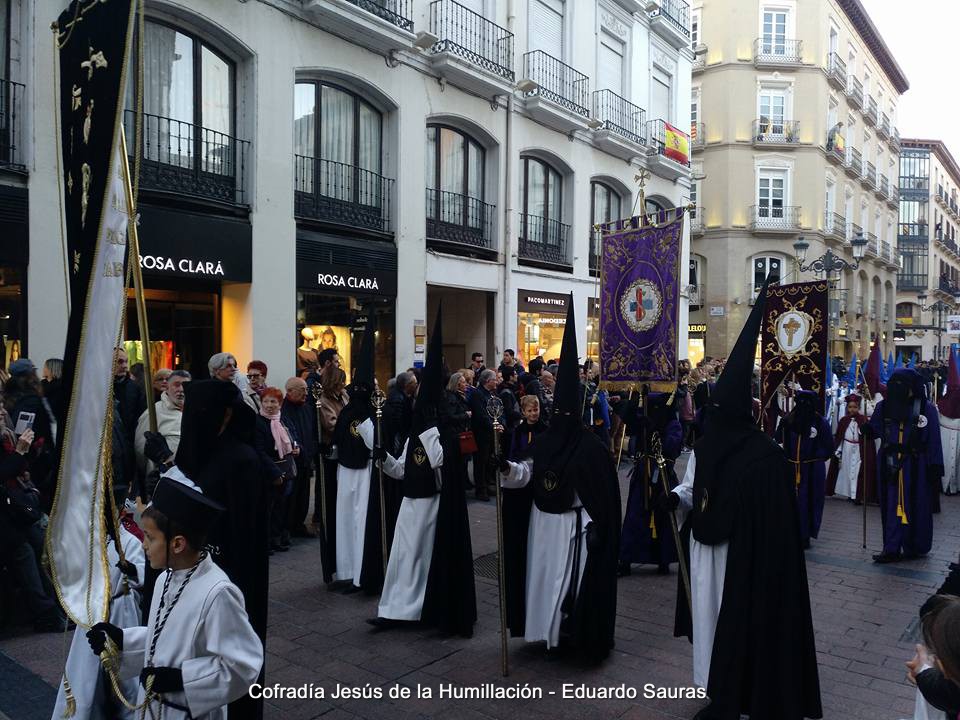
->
[501,0,516,361]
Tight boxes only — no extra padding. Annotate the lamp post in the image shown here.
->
[793,232,868,360]
[917,289,960,361]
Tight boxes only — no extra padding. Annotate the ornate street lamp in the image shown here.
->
[793,230,867,275]
[917,290,960,360]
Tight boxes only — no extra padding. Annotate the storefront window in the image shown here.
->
[516,290,568,366]
[0,265,24,366]
[124,288,219,378]
[296,293,395,386]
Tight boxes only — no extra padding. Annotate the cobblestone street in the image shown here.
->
[2,457,957,720]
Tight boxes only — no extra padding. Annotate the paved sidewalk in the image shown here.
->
[2,456,955,720]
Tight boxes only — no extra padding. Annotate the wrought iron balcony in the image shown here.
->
[690,206,705,235]
[825,53,846,89]
[864,96,879,126]
[940,275,960,296]
[753,118,800,145]
[753,37,802,66]
[824,210,845,240]
[592,90,646,146]
[649,0,690,38]
[887,184,899,205]
[878,173,889,199]
[952,198,959,217]
[847,75,863,106]
[522,50,589,117]
[899,221,927,240]
[294,155,394,233]
[647,119,691,166]
[341,0,414,31]
[863,231,878,257]
[518,212,571,268]
[890,127,901,152]
[878,112,891,139]
[748,204,800,233]
[691,121,705,149]
[844,146,861,177]
[689,283,705,310]
[425,188,494,253]
[429,0,514,81]
[846,221,862,243]
[0,79,24,171]
[826,133,844,164]
[862,160,877,189]
[124,110,250,205]
[937,184,947,205]
[880,239,893,263]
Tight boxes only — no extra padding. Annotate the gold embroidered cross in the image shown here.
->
[783,317,802,345]
[80,47,108,80]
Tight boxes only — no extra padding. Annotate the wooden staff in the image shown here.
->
[372,388,388,576]
[486,395,509,677]
[310,380,327,544]
[653,434,691,613]
[119,126,156,436]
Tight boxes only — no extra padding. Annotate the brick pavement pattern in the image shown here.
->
[1,455,956,720]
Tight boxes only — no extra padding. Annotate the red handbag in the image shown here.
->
[458,430,478,455]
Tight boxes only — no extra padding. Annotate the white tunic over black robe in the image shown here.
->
[53,527,144,720]
[500,459,590,648]
[940,415,960,494]
[378,427,443,620]
[119,554,263,720]
[334,417,374,586]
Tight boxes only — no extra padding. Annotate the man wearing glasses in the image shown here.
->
[469,352,485,386]
[244,360,268,412]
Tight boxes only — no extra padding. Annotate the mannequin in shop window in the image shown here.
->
[297,327,319,379]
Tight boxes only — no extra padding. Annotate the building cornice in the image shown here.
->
[836,0,909,94]
[902,139,960,187]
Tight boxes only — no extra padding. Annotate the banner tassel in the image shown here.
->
[61,676,77,718]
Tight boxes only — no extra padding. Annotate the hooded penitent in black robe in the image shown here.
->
[500,297,621,663]
[673,274,822,720]
[176,379,268,720]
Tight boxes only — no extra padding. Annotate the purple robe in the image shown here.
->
[619,418,682,566]
[778,416,834,544]
[868,400,943,556]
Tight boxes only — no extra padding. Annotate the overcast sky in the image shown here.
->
[864,0,955,150]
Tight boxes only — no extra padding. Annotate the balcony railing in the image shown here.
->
[824,210,845,238]
[845,146,862,175]
[847,75,864,106]
[863,231,878,256]
[890,127,901,152]
[846,221,862,243]
[899,221,927,240]
[519,213,571,267]
[825,53,847,88]
[753,118,799,145]
[863,160,877,188]
[425,188,494,250]
[649,0,690,37]
[749,204,800,232]
[879,174,889,197]
[952,198,959,217]
[691,121,705,149]
[826,133,845,163]
[124,110,249,205]
[690,205,705,235]
[294,155,393,233]
[940,276,960,295]
[0,79,24,170]
[647,119,691,165]
[429,0,514,81]
[522,50,589,117]
[864,96,879,126]
[592,90,646,145]
[342,0,414,31]
[754,37,802,65]
[690,283,705,309]
[878,112,891,138]
[888,184,899,204]
[880,239,893,263]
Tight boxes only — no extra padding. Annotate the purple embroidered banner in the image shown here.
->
[600,213,683,390]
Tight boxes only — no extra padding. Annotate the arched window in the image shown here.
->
[293,81,385,229]
[752,255,782,296]
[520,156,566,262]
[425,125,487,241]
[126,20,240,196]
[591,181,622,227]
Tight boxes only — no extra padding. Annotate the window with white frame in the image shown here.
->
[862,131,871,164]
[827,99,838,132]
[847,44,857,74]
[690,179,699,209]
[753,256,782,295]
[651,67,672,122]
[863,67,871,96]
[691,9,701,49]
[829,26,837,56]
[760,9,788,55]
[758,86,786,135]
[757,169,787,218]
[691,87,700,140]
[825,177,835,216]
[529,0,565,58]
[598,30,625,95]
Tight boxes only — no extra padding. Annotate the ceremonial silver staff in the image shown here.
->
[372,388,389,576]
[486,394,509,677]
[310,380,327,545]
[652,434,692,614]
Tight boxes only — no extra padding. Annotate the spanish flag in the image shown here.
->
[834,133,845,152]
[664,122,690,165]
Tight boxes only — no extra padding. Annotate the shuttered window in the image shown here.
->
[529,0,564,58]
[598,33,624,94]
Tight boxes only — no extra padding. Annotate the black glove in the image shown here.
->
[585,521,603,552]
[656,491,681,514]
[371,446,388,463]
[86,622,123,655]
[140,666,184,693]
[116,558,139,583]
[493,455,510,473]
[143,431,174,466]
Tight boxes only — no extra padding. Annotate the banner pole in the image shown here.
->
[119,125,156,436]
